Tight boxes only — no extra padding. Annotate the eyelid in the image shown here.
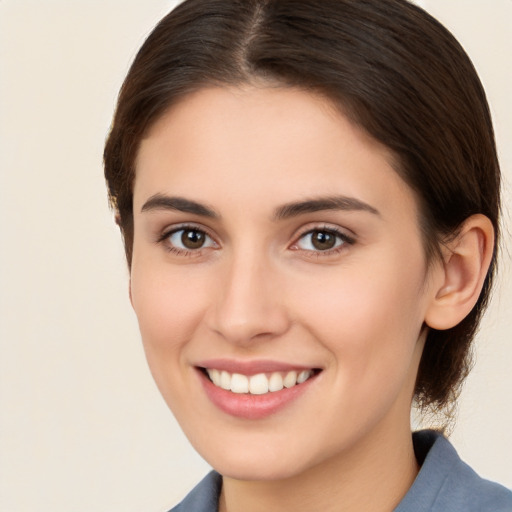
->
[289,223,356,253]
[156,222,219,255]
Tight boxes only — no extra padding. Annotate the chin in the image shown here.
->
[192,433,323,482]
[212,457,310,482]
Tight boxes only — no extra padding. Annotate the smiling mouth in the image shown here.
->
[201,368,320,395]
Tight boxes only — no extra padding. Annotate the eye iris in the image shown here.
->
[311,231,336,250]
[181,229,205,249]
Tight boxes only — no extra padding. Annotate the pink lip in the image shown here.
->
[196,366,320,420]
[196,358,316,375]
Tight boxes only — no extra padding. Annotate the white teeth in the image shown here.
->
[230,373,249,394]
[268,372,284,392]
[297,370,310,384]
[207,369,221,386]
[206,368,314,395]
[249,373,269,395]
[283,371,298,388]
[220,371,231,390]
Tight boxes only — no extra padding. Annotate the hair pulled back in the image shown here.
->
[104,0,500,415]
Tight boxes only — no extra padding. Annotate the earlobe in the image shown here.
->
[425,214,494,330]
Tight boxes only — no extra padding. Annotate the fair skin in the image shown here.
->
[129,86,493,512]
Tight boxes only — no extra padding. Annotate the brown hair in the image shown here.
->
[104,0,500,414]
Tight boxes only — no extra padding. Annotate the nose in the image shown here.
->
[206,248,291,345]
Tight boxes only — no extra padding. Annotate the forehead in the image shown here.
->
[133,86,416,221]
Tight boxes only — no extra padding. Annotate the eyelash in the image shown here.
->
[157,224,217,257]
[291,226,355,257]
[156,224,355,258]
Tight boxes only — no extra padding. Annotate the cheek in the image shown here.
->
[129,264,211,382]
[131,259,208,332]
[290,252,427,382]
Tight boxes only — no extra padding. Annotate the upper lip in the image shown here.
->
[195,358,320,375]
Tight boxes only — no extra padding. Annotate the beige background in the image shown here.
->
[0,1,510,510]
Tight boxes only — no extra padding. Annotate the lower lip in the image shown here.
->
[198,369,318,420]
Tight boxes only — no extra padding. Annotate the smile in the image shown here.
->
[196,360,322,419]
[205,368,315,395]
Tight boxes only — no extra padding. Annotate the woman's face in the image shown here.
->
[130,86,439,480]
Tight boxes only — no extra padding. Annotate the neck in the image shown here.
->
[219,421,418,512]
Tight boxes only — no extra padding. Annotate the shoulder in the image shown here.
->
[395,430,512,512]
[168,471,222,512]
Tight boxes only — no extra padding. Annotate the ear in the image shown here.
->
[425,214,495,330]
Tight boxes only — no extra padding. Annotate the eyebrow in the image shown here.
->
[141,194,219,218]
[140,193,380,220]
[273,196,380,220]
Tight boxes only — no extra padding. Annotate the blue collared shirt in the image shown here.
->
[170,430,512,511]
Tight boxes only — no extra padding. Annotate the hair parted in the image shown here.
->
[104,0,500,416]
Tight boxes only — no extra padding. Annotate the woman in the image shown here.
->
[104,0,512,510]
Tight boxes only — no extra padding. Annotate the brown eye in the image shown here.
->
[311,231,337,250]
[181,229,206,249]
[167,227,216,252]
[295,229,348,252]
